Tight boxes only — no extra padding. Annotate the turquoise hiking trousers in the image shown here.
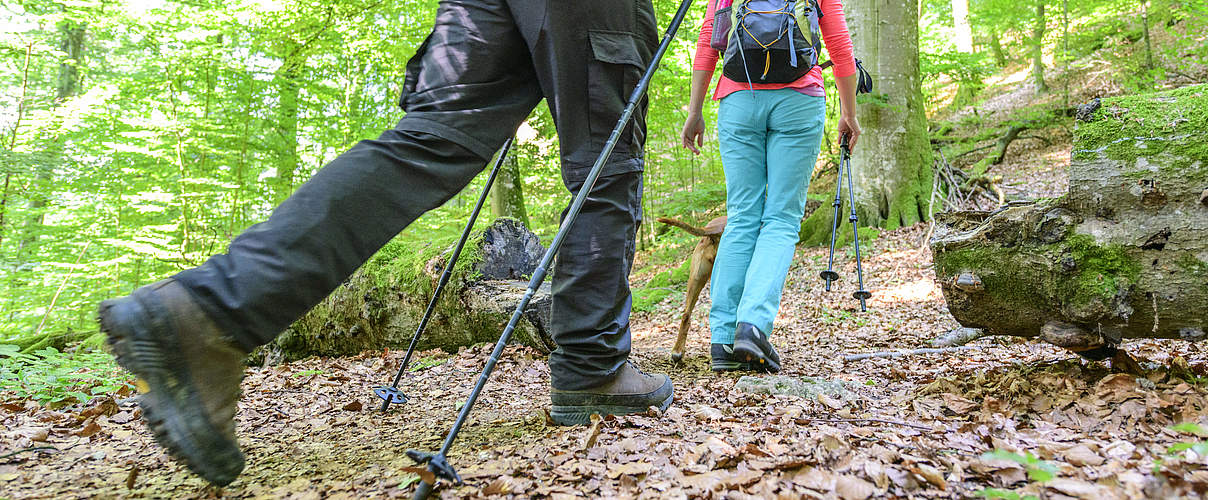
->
[710,89,826,344]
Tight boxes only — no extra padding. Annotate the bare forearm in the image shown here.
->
[687,70,713,116]
[835,73,858,117]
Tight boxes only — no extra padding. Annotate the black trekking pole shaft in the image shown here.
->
[820,147,845,291]
[410,1,696,497]
[844,144,870,312]
[379,137,515,412]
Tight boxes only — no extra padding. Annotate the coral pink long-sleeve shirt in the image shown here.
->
[693,0,856,100]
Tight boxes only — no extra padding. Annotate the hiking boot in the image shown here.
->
[98,279,246,486]
[549,361,673,425]
[710,343,753,372]
[733,322,781,372]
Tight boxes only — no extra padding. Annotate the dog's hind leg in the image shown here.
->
[671,238,716,363]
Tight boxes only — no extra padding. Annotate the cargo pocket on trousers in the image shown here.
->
[398,33,434,110]
[587,30,646,155]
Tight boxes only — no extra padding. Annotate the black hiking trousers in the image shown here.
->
[173,0,659,391]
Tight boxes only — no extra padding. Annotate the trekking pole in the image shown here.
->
[819,147,845,291]
[374,137,515,412]
[841,135,872,311]
[405,1,696,497]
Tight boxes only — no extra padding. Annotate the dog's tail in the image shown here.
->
[657,217,712,237]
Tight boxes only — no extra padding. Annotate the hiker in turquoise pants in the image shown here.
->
[681,0,861,372]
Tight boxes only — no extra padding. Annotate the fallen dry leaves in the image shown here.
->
[3,153,1208,498]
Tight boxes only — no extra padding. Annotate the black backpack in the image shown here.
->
[710,0,822,85]
[710,0,874,94]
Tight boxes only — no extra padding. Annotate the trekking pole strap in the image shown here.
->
[818,58,873,95]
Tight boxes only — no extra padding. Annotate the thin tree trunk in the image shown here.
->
[18,21,86,262]
[952,0,973,53]
[1063,0,1070,108]
[168,75,195,263]
[1141,1,1154,71]
[0,175,10,253]
[1031,0,1048,94]
[490,153,529,227]
[989,28,1007,67]
[0,41,34,254]
[951,0,977,105]
[271,42,305,203]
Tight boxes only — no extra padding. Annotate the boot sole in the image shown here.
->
[733,339,781,373]
[549,391,674,426]
[710,359,752,372]
[99,297,244,486]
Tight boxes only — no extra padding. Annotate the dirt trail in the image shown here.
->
[4,148,1208,499]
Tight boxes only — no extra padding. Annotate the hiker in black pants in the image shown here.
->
[98,0,674,486]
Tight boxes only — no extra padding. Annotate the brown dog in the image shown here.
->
[656,216,727,362]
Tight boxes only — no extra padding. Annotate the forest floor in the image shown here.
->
[6,150,1208,499]
[5,87,1208,499]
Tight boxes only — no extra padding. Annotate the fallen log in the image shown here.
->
[930,85,1208,356]
[251,217,553,364]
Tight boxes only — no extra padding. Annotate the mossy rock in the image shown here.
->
[252,218,553,364]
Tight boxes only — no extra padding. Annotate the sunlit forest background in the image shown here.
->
[1,0,1204,349]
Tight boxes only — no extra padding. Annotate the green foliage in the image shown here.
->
[975,488,1039,500]
[408,356,447,372]
[1,0,1204,360]
[1153,423,1208,473]
[291,369,325,378]
[921,51,994,94]
[0,344,132,405]
[975,449,1055,499]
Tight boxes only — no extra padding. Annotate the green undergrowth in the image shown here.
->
[632,259,692,313]
[1,329,102,355]
[975,449,1057,500]
[798,205,882,248]
[1074,84,1208,181]
[0,344,133,406]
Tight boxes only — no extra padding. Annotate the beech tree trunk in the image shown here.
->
[271,40,305,203]
[1031,0,1048,94]
[930,85,1208,347]
[846,0,933,229]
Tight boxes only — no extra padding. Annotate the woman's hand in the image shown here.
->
[837,112,861,151]
[681,113,707,155]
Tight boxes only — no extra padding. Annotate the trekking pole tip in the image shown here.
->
[819,270,840,291]
[853,290,872,312]
[412,480,434,500]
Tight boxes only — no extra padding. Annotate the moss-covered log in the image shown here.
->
[251,218,553,364]
[931,85,1208,348]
